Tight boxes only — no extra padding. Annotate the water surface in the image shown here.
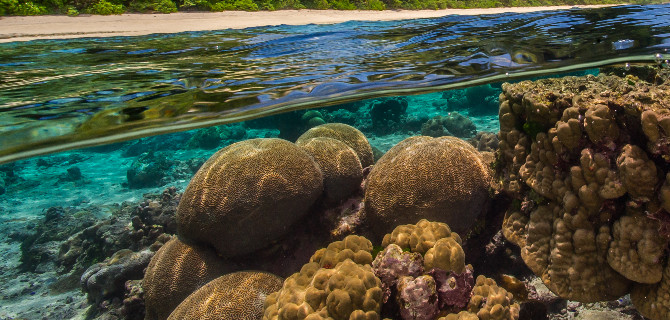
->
[1,4,669,163]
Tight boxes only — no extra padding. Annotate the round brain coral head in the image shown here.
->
[296,137,363,205]
[176,138,323,257]
[168,271,283,320]
[143,237,231,320]
[365,137,491,239]
[296,123,374,168]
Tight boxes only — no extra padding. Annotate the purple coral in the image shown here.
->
[396,275,439,320]
[429,265,474,309]
[372,244,424,302]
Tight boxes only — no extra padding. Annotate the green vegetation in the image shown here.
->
[0,0,665,15]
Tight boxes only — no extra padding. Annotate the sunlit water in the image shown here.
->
[0,4,669,163]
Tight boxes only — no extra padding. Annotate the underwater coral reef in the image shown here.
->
[3,69,670,320]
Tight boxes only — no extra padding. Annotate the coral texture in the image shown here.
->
[365,137,491,238]
[420,112,477,138]
[310,234,374,269]
[396,275,439,320]
[631,261,670,320]
[381,219,462,255]
[296,136,363,204]
[371,244,424,302]
[168,271,283,320]
[429,265,474,309]
[177,138,323,257]
[143,237,230,320]
[496,73,670,303]
[263,259,383,320]
[81,249,153,306]
[296,123,374,168]
[467,276,520,320]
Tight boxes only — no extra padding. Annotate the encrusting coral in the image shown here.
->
[167,271,283,320]
[143,237,231,320]
[176,138,323,257]
[495,72,670,306]
[364,136,491,238]
[296,136,363,205]
[295,123,375,168]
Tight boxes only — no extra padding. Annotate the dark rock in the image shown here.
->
[468,131,499,152]
[370,97,408,136]
[20,206,98,273]
[421,112,477,138]
[187,126,224,150]
[519,300,548,320]
[126,152,173,189]
[81,249,154,306]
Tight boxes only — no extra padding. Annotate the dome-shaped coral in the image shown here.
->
[168,271,283,320]
[177,138,323,257]
[296,123,374,168]
[364,136,491,238]
[297,137,363,204]
[143,237,231,320]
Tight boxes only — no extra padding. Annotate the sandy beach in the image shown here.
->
[0,5,613,42]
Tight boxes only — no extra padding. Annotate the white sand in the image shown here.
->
[0,5,614,42]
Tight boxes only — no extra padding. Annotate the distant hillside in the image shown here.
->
[1,0,665,18]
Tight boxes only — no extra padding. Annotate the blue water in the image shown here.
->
[1,4,669,164]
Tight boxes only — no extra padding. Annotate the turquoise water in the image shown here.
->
[1,4,670,320]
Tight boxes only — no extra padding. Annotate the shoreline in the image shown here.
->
[0,5,615,42]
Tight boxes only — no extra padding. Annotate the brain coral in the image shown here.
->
[364,136,491,238]
[496,73,670,304]
[143,237,230,320]
[296,137,363,204]
[177,138,323,257]
[168,271,283,320]
[296,123,374,168]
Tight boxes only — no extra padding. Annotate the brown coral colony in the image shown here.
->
[497,72,670,320]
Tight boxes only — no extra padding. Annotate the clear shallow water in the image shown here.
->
[1,4,670,164]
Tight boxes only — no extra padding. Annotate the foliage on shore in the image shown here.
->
[0,0,665,17]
